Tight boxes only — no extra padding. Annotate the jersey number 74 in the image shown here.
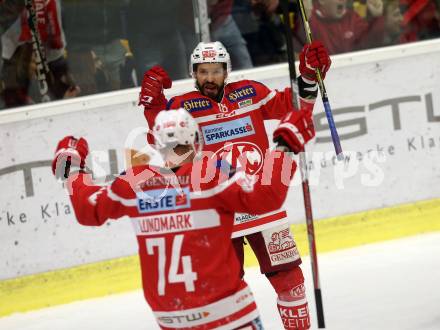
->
[146,235,198,296]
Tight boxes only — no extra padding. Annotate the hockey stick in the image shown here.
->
[296,0,343,160]
[280,0,326,328]
[24,0,51,102]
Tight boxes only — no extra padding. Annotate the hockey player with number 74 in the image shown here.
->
[52,106,316,329]
[139,40,331,329]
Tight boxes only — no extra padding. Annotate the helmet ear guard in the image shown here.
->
[189,41,231,75]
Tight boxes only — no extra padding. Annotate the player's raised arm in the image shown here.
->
[259,41,331,120]
[52,136,137,227]
[138,65,172,129]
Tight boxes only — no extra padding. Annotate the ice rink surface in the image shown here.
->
[1,232,439,330]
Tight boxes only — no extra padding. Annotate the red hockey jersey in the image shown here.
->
[66,151,296,329]
[165,79,315,237]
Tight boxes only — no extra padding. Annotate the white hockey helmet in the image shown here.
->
[153,109,201,153]
[190,41,231,75]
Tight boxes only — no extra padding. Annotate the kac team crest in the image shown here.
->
[213,141,264,175]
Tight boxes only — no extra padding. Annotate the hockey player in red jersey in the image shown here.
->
[138,41,330,329]
[52,107,316,330]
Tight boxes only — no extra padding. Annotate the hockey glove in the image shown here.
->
[273,110,315,154]
[299,41,331,82]
[138,65,172,109]
[52,136,89,180]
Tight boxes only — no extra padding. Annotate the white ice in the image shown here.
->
[1,233,439,330]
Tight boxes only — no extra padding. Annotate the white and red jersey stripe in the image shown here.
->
[155,282,259,330]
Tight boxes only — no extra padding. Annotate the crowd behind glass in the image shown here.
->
[0,0,439,110]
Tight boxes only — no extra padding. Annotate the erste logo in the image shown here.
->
[137,187,191,213]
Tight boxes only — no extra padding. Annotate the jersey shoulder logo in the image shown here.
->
[181,98,213,112]
[227,85,257,103]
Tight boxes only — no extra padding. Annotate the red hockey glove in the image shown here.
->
[52,136,89,180]
[138,65,172,109]
[299,40,331,82]
[273,110,315,154]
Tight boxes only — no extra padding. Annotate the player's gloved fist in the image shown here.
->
[52,136,89,180]
[273,110,315,154]
[138,65,172,108]
[299,40,331,81]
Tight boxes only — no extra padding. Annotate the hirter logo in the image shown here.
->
[213,142,263,175]
[182,98,212,112]
[227,85,256,102]
[202,50,216,58]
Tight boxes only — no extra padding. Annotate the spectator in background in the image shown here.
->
[284,0,314,56]
[233,0,287,66]
[400,0,440,41]
[1,0,22,57]
[0,0,25,109]
[62,0,130,96]
[0,0,24,37]
[309,0,385,54]
[382,0,405,46]
[209,0,254,69]
[0,0,79,109]
[126,0,197,81]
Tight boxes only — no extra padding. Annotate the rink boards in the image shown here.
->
[1,40,440,317]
